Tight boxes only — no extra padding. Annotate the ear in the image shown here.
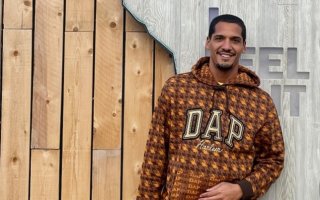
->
[242,41,247,52]
[205,36,211,49]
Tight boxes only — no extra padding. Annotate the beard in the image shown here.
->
[216,63,233,71]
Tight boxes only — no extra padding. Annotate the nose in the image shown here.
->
[221,39,231,50]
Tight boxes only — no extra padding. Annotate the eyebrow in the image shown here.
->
[213,35,242,40]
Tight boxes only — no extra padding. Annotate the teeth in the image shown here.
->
[221,54,231,58]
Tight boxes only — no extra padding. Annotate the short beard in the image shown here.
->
[216,63,233,71]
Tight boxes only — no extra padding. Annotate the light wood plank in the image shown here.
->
[126,11,145,32]
[92,150,121,200]
[93,0,123,149]
[179,0,201,72]
[61,32,93,200]
[0,30,32,200]
[154,42,175,106]
[30,150,60,200]
[32,0,64,149]
[65,0,94,31]
[123,32,154,199]
[3,0,33,29]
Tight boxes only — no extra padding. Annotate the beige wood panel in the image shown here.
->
[61,32,93,200]
[65,0,94,31]
[30,150,60,200]
[123,32,154,199]
[154,42,175,106]
[93,0,123,149]
[0,30,32,200]
[92,150,121,200]
[126,11,145,32]
[3,0,33,29]
[32,0,64,149]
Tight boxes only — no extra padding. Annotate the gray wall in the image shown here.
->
[123,0,320,199]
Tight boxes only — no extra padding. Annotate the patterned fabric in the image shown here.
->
[137,57,285,200]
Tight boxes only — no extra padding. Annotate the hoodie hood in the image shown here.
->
[191,57,260,87]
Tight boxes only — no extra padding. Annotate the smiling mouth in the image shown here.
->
[218,52,235,59]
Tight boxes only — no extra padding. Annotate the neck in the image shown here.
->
[209,59,239,83]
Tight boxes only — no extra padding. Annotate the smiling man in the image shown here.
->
[137,14,285,200]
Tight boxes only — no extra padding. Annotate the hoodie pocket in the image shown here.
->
[166,168,220,200]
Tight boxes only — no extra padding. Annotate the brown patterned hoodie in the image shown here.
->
[137,57,285,200]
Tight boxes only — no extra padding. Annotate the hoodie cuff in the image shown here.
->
[236,179,254,200]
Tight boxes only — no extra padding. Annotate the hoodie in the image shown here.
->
[137,57,285,200]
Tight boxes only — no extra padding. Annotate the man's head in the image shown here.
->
[206,14,246,71]
[208,14,246,43]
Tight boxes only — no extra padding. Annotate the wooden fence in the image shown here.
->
[0,0,175,199]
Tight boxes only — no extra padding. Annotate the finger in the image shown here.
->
[198,194,221,200]
[206,182,224,191]
[199,190,219,198]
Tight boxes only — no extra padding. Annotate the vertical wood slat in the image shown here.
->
[3,0,33,29]
[32,0,64,149]
[30,150,60,200]
[154,42,175,105]
[61,32,93,200]
[0,30,32,200]
[126,11,145,32]
[65,0,94,31]
[93,0,123,149]
[92,150,121,200]
[123,32,154,199]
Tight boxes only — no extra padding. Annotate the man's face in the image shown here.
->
[206,22,246,70]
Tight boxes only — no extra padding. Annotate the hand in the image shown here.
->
[198,182,243,200]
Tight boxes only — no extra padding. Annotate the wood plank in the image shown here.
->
[93,0,123,149]
[180,0,201,72]
[154,42,175,106]
[92,150,121,200]
[32,0,64,149]
[61,32,93,200]
[0,30,32,200]
[126,11,145,32]
[123,32,154,199]
[30,150,60,200]
[3,0,33,29]
[65,0,94,31]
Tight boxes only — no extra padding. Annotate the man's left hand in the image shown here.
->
[198,182,243,200]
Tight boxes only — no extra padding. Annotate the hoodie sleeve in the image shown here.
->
[137,81,171,199]
[237,98,285,200]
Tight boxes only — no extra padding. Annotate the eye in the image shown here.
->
[214,36,224,41]
[231,38,242,44]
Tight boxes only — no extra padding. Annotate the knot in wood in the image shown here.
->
[24,0,31,7]
[12,156,18,163]
[73,26,79,32]
[109,21,117,28]
[13,50,19,57]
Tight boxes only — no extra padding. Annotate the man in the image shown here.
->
[137,14,284,200]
